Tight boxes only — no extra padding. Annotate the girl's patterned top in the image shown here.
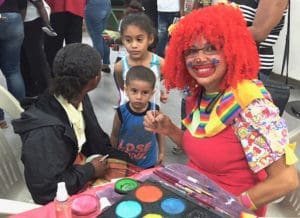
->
[183,79,297,172]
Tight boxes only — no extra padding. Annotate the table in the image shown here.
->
[10,164,250,218]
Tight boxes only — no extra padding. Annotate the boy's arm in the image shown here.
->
[114,61,125,91]
[110,111,121,148]
[157,133,166,165]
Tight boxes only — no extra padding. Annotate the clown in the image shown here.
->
[144,3,298,217]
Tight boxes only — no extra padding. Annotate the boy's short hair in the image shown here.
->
[50,43,102,101]
[125,66,156,89]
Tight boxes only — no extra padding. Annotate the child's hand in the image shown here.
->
[160,90,168,104]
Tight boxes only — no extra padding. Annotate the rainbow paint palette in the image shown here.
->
[98,179,229,218]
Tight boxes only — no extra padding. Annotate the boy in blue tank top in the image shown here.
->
[110,66,165,168]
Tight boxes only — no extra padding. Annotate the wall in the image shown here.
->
[273,0,300,81]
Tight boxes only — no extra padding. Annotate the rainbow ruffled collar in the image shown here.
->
[182,80,271,138]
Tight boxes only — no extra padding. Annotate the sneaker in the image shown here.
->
[42,24,57,37]
[102,65,111,73]
[172,146,183,155]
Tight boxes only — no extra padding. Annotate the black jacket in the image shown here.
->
[12,93,134,204]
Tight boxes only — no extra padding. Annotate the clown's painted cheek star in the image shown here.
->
[187,61,193,68]
[212,58,220,65]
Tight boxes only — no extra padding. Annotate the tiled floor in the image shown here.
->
[1,33,300,217]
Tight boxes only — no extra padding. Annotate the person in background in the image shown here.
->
[156,0,183,58]
[29,0,57,36]
[111,66,165,168]
[104,0,145,107]
[231,0,288,84]
[44,0,85,74]
[140,0,158,29]
[85,0,112,73]
[0,0,26,128]
[110,0,145,63]
[21,0,52,98]
[144,4,298,216]
[230,0,289,115]
[12,43,134,205]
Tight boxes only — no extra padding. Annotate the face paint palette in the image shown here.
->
[98,179,229,218]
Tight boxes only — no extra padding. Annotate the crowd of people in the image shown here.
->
[1,0,298,216]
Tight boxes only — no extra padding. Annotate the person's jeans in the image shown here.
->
[85,0,111,65]
[0,12,25,120]
[157,11,180,58]
[258,69,271,84]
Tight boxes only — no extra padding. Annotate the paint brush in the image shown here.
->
[154,169,214,198]
[187,176,216,192]
[152,89,158,129]
[100,154,109,162]
[163,166,216,192]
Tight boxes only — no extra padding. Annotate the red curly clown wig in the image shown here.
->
[162,4,260,93]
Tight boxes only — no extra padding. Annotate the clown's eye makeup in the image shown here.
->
[183,44,218,57]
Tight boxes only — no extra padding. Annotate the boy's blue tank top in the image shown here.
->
[116,102,159,168]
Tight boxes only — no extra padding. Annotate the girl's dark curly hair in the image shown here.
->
[49,43,101,101]
[120,12,157,49]
[163,4,260,94]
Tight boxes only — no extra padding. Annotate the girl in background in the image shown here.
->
[106,0,145,64]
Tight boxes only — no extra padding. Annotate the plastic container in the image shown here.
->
[71,194,100,218]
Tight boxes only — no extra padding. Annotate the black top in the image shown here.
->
[0,0,27,13]
[12,93,135,204]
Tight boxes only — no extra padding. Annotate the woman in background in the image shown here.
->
[0,0,26,128]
